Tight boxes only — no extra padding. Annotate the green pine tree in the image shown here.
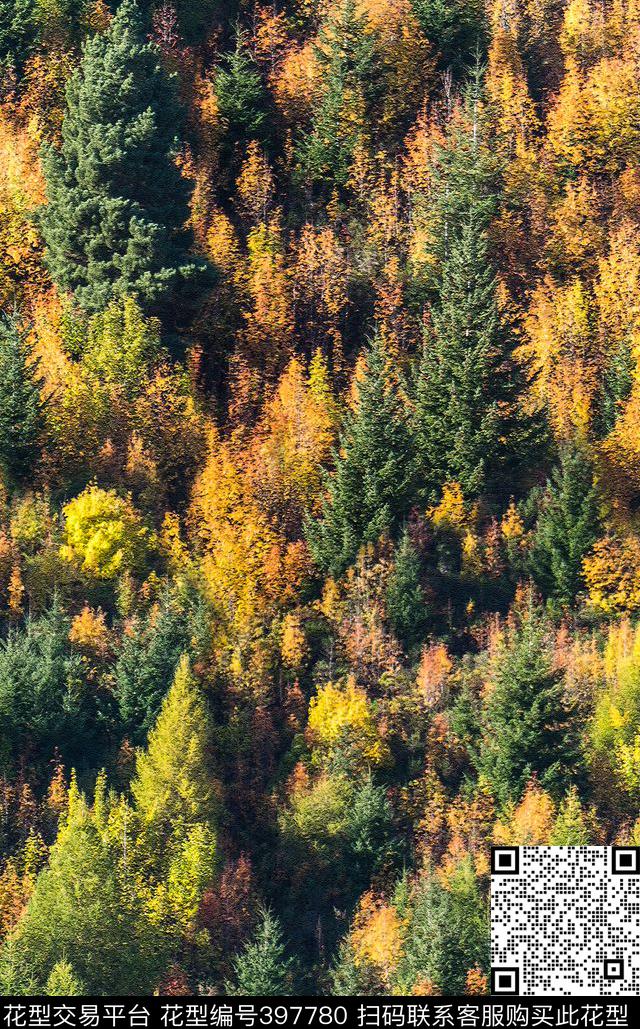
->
[0,0,38,72]
[296,0,376,193]
[0,604,103,774]
[477,605,584,805]
[215,30,267,147]
[5,792,164,994]
[413,209,540,503]
[550,787,592,845]
[305,335,416,576]
[0,315,45,489]
[45,959,85,996]
[411,0,489,74]
[115,590,194,744]
[39,0,211,321]
[227,909,295,996]
[396,858,488,994]
[413,73,542,503]
[141,0,225,44]
[386,528,429,650]
[528,443,601,605]
[599,342,634,436]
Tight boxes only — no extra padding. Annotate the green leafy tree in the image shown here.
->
[528,444,601,605]
[305,336,416,576]
[82,297,163,398]
[131,654,215,859]
[227,909,295,996]
[39,0,210,320]
[0,316,45,489]
[477,606,584,805]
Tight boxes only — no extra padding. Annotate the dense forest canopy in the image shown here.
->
[1,0,640,996]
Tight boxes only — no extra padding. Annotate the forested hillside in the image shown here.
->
[1,0,640,997]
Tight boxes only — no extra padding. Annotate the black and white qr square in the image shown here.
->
[491,968,519,995]
[612,847,640,874]
[491,847,640,995]
[491,847,520,875]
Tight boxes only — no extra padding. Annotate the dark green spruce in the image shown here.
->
[39,0,211,322]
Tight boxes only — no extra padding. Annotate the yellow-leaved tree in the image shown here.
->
[60,485,151,581]
[131,655,218,935]
[306,678,390,769]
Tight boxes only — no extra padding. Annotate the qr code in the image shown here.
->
[491,846,640,995]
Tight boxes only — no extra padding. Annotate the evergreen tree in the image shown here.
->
[528,444,601,605]
[397,859,488,994]
[413,73,542,503]
[0,316,45,489]
[411,0,489,74]
[296,0,376,192]
[599,342,634,436]
[0,605,105,773]
[215,30,267,148]
[477,606,584,805]
[414,210,540,502]
[5,791,164,994]
[0,0,38,72]
[39,0,210,321]
[386,529,429,651]
[227,909,295,996]
[45,959,85,996]
[305,337,415,576]
[550,787,592,846]
[142,0,225,44]
[114,591,194,744]
[329,939,379,995]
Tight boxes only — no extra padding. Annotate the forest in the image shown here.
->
[1,0,640,997]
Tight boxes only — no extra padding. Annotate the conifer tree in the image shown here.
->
[0,0,38,72]
[296,0,376,192]
[477,606,583,805]
[411,0,489,74]
[386,529,429,650]
[45,959,85,996]
[413,78,541,503]
[131,655,214,849]
[397,859,488,994]
[0,316,45,490]
[39,0,210,320]
[550,787,592,845]
[115,591,194,744]
[215,30,267,148]
[5,792,163,994]
[528,443,601,605]
[0,605,101,774]
[305,336,415,576]
[227,909,295,996]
